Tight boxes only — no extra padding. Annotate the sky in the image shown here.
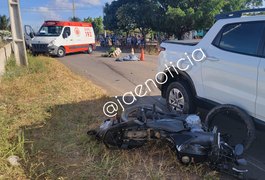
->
[0,0,112,30]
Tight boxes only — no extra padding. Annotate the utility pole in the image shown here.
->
[72,0,76,19]
[8,0,28,66]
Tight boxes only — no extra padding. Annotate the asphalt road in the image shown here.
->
[57,48,167,109]
[57,48,265,179]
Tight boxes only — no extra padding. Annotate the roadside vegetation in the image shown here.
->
[0,40,5,48]
[0,54,218,179]
[103,0,263,39]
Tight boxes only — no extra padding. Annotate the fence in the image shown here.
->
[0,43,13,76]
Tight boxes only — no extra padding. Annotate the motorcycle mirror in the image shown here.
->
[235,144,244,156]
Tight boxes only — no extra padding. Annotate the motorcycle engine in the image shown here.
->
[185,115,203,132]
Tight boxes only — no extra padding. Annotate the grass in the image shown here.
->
[0,54,219,179]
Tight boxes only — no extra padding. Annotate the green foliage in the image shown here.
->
[0,15,10,30]
[104,0,162,37]
[103,0,263,39]
[108,46,116,54]
[116,0,159,37]
[0,30,11,38]
[4,54,46,80]
[28,55,46,74]
[84,16,104,36]
[223,0,263,12]
[69,16,81,22]
[5,54,16,71]
[4,54,26,79]
[103,1,123,32]
[156,0,227,39]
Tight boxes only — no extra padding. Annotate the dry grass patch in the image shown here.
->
[0,54,219,179]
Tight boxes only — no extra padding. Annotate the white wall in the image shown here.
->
[0,43,13,76]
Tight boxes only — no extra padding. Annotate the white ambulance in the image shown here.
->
[30,21,95,57]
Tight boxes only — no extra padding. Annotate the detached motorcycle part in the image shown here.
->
[205,104,255,150]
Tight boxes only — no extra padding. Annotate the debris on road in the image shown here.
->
[101,47,122,58]
[115,54,139,62]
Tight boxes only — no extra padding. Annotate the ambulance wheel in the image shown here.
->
[87,45,93,54]
[57,47,65,57]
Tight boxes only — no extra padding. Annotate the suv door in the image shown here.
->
[202,21,265,116]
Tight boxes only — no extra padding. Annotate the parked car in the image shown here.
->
[157,9,265,149]
[28,21,96,57]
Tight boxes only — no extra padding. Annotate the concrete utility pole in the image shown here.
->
[8,0,28,66]
[72,0,76,19]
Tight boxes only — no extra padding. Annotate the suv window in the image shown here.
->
[214,22,264,56]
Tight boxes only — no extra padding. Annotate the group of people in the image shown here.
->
[99,34,146,48]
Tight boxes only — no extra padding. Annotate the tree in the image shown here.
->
[103,0,263,40]
[116,0,159,38]
[154,0,226,39]
[92,17,104,36]
[103,1,126,32]
[223,0,263,12]
[83,16,104,36]
[104,0,160,37]
[0,15,10,30]
[69,16,81,22]
[153,0,262,39]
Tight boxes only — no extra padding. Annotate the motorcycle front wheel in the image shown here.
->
[205,104,255,150]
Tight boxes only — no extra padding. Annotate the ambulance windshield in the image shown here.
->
[37,26,63,36]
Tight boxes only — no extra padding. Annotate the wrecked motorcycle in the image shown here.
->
[88,105,248,178]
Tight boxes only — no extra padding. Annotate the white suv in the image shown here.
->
[157,9,265,148]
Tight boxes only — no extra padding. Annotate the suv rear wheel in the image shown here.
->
[166,81,195,114]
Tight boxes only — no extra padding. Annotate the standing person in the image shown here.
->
[132,36,136,47]
[121,36,126,47]
[107,36,112,46]
[137,35,141,47]
[141,36,146,47]
[127,36,132,47]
